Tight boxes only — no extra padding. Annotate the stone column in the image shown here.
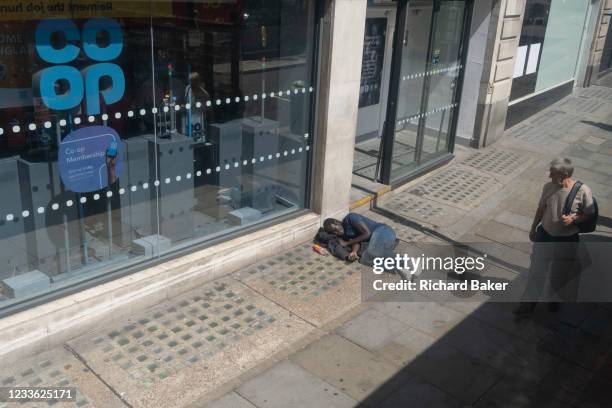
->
[310,0,367,220]
[471,0,526,147]
[583,0,612,85]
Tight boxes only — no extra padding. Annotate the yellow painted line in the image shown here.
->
[349,185,393,210]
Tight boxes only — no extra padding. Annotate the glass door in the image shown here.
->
[380,0,469,183]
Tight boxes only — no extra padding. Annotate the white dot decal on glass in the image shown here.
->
[119,188,125,195]
[243,160,248,165]
[12,125,20,133]
[116,112,123,119]
[286,89,291,95]
[205,101,211,107]
[235,97,240,103]
[225,98,231,104]
[59,119,67,127]
[215,166,221,172]
[260,156,264,162]
[206,168,211,174]
[225,164,230,170]
[37,207,45,214]
[88,116,95,122]
[244,96,249,101]
[186,173,191,179]
[67,199,74,206]
[174,105,180,111]
[262,93,267,99]
[276,153,280,158]
[185,103,191,110]
[163,106,169,113]
[131,185,137,192]
[294,89,299,94]
[152,107,158,114]
[127,111,134,117]
[80,196,87,203]
[176,175,181,181]
[304,133,309,139]
[278,91,283,96]
[196,102,202,108]
[270,92,275,97]
[6,214,13,221]
[251,158,256,164]
[234,162,239,168]
[306,145,310,151]
[143,182,149,189]
[0,128,3,135]
[291,149,295,154]
[94,194,100,200]
[22,210,30,218]
[268,154,273,160]
[52,203,59,210]
[301,88,306,93]
[74,117,81,125]
[102,114,109,121]
[165,178,170,184]
[154,180,160,186]
[253,94,258,100]
[216,99,221,105]
[196,170,202,176]
[299,147,303,152]
[309,87,314,92]
[29,123,37,131]
[283,151,288,156]
[140,109,146,116]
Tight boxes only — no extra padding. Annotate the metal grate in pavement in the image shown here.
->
[0,351,91,407]
[461,149,530,178]
[95,279,277,385]
[408,167,502,210]
[241,244,356,303]
[377,193,464,227]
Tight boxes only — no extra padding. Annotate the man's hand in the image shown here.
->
[347,251,358,262]
[561,214,576,226]
[529,228,537,242]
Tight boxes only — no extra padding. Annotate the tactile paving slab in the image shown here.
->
[235,243,365,327]
[67,277,313,408]
[0,347,123,408]
[407,167,502,211]
[376,192,465,228]
[460,149,531,179]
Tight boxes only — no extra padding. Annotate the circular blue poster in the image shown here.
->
[58,126,125,193]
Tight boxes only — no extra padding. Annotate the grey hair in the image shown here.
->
[550,158,574,177]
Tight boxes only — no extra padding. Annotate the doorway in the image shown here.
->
[353,0,471,185]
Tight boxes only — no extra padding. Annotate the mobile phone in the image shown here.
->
[107,141,118,158]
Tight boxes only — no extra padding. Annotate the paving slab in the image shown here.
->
[375,192,466,228]
[376,325,438,367]
[200,392,256,408]
[235,244,363,327]
[373,301,465,338]
[0,347,123,408]
[67,277,314,408]
[402,340,502,404]
[290,334,405,407]
[376,374,462,408]
[336,308,409,351]
[236,360,357,408]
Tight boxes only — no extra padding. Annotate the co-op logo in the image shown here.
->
[34,18,125,115]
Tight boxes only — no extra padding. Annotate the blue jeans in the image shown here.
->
[360,225,396,266]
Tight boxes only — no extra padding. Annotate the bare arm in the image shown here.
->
[530,205,545,241]
[343,221,371,246]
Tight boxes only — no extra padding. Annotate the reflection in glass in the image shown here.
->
[0,0,316,310]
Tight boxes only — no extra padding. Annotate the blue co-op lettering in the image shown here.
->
[35,18,125,115]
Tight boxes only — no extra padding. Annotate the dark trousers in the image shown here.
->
[522,225,580,304]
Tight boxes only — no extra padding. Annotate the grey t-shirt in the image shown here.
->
[539,181,594,236]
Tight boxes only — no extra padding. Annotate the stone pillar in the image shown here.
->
[310,0,367,220]
[471,0,526,147]
[583,0,612,85]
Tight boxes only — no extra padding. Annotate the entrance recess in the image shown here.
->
[353,6,396,181]
[353,0,471,185]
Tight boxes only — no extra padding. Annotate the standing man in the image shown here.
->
[514,158,595,317]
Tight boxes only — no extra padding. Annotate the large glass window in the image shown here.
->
[0,0,317,311]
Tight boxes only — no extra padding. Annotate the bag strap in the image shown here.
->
[563,181,583,216]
